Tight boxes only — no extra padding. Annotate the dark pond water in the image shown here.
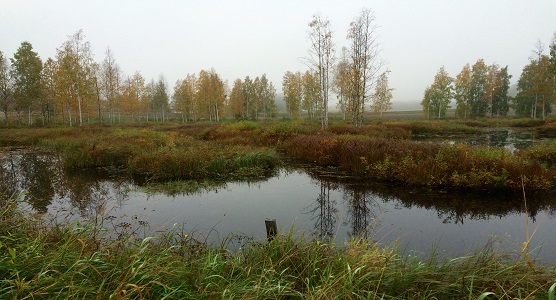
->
[414,127,550,152]
[2,144,556,263]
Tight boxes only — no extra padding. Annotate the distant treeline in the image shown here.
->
[422,37,556,120]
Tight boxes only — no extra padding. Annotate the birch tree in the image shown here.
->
[421,66,453,119]
[0,51,14,123]
[550,33,556,76]
[100,48,121,123]
[514,55,553,119]
[347,8,382,126]
[308,14,334,129]
[228,78,245,119]
[121,72,146,121]
[243,76,254,119]
[152,76,169,122]
[371,70,393,118]
[469,59,488,117]
[483,64,501,117]
[255,74,277,119]
[301,70,321,120]
[282,71,302,118]
[55,30,96,125]
[454,64,472,119]
[41,58,57,123]
[332,48,352,120]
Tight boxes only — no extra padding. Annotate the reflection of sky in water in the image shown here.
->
[414,128,546,152]
[3,149,556,263]
[50,170,556,263]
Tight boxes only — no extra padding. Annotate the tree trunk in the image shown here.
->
[95,79,102,123]
[68,105,73,127]
[542,98,546,120]
[533,95,538,118]
[78,95,83,125]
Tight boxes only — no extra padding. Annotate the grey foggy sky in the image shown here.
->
[1,0,555,109]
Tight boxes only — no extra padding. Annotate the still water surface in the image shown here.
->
[414,127,549,152]
[2,146,556,263]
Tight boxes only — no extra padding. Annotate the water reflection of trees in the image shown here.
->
[302,166,556,230]
[0,150,130,218]
[303,169,385,241]
[414,128,536,151]
[1,151,58,212]
[19,152,57,212]
[342,186,383,238]
[305,180,339,241]
[0,152,20,201]
[372,185,556,224]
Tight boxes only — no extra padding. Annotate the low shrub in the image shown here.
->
[285,133,555,190]
[520,141,556,168]
[129,148,211,181]
[411,121,483,135]
[329,123,411,139]
[223,120,262,131]
[537,122,556,137]
[508,118,547,128]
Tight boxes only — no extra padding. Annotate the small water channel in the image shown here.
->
[413,127,550,152]
[2,141,556,263]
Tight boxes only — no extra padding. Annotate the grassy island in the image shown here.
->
[1,119,555,191]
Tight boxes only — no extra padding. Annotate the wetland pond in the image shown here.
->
[2,128,556,262]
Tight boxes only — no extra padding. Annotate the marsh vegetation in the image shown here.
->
[2,119,556,298]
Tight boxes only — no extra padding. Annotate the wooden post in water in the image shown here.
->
[265,219,277,241]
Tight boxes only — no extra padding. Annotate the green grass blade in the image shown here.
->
[476,292,495,300]
[549,282,556,300]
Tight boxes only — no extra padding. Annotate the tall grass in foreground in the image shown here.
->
[1,194,555,299]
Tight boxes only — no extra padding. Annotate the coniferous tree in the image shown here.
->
[491,66,511,117]
[10,41,43,125]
